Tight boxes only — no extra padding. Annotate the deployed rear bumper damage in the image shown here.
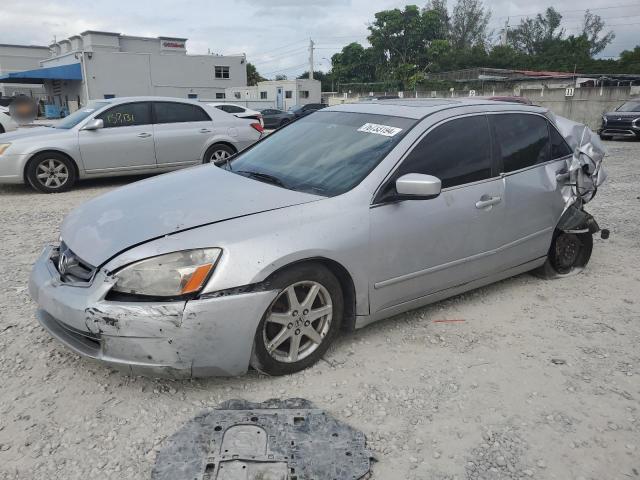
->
[29,245,278,378]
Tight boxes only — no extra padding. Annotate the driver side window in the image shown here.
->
[396,115,494,189]
[97,102,151,128]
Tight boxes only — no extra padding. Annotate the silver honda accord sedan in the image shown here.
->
[29,99,606,378]
[0,96,262,193]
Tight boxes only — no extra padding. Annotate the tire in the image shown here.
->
[26,152,77,193]
[0,124,5,134]
[599,134,612,141]
[534,231,593,279]
[203,143,236,166]
[278,119,290,128]
[250,263,344,376]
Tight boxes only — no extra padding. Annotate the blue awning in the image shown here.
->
[0,63,82,84]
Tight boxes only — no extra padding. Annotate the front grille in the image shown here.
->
[52,242,97,284]
[605,116,638,128]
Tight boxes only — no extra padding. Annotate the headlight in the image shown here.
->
[0,143,11,155]
[112,248,221,298]
[601,115,607,125]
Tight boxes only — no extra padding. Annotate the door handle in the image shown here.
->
[475,195,502,209]
[199,128,212,133]
[137,132,152,138]
[555,167,570,182]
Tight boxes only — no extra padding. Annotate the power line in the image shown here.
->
[251,46,308,66]
[261,62,310,76]
[494,3,640,20]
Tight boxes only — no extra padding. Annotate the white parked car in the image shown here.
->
[208,102,264,127]
[0,109,18,134]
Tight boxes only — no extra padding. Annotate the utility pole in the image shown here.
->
[308,39,314,80]
[502,18,509,46]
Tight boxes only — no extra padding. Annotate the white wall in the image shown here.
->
[0,44,49,97]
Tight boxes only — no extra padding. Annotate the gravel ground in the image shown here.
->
[0,140,639,480]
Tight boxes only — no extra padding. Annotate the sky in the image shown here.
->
[2,0,639,78]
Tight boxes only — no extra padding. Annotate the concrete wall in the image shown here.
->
[328,86,638,130]
[521,86,633,130]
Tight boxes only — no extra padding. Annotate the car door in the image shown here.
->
[368,114,505,314]
[488,113,572,270]
[78,102,155,171]
[152,101,213,166]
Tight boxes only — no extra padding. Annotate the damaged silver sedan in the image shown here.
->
[29,99,606,378]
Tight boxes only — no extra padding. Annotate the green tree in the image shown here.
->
[508,7,564,55]
[449,0,490,49]
[246,62,265,86]
[581,10,615,56]
[297,71,335,91]
[366,5,445,88]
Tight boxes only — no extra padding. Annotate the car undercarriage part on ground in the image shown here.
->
[152,398,373,480]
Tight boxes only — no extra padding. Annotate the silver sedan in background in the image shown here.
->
[29,99,605,378]
[0,96,262,193]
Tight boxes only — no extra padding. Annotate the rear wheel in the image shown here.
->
[26,152,77,193]
[278,119,290,128]
[203,143,236,166]
[534,231,593,279]
[250,263,343,376]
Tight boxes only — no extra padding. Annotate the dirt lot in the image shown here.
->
[0,140,639,480]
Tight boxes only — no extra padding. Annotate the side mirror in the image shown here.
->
[82,118,103,131]
[395,173,442,200]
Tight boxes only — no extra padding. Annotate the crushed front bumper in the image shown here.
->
[28,245,278,378]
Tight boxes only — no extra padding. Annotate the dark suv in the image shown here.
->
[599,100,640,140]
[288,103,327,119]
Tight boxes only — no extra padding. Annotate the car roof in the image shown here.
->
[90,96,206,106]
[324,98,547,120]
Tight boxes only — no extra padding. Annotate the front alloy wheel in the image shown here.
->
[251,263,343,375]
[26,152,77,193]
[263,281,333,363]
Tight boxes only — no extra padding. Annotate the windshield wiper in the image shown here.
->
[235,170,288,189]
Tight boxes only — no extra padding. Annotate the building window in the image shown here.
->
[215,66,230,79]
[260,91,267,99]
[234,92,241,99]
[300,90,310,99]
[188,93,198,99]
[215,92,226,99]
[285,90,293,99]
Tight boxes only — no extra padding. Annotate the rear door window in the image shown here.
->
[154,102,211,124]
[549,124,573,159]
[491,114,550,172]
[224,105,245,113]
[97,102,151,128]
[396,115,493,189]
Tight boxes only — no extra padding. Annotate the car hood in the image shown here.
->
[604,111,640,118]
[0,126,71,142]
[61,165,323,267]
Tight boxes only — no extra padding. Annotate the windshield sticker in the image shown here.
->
[357,123,403,137]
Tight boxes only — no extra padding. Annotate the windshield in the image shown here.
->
[55,101,110,129]
[228,111,416,196]
[616,101,640,112]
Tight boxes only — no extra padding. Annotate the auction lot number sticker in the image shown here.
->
[357,123,403,137]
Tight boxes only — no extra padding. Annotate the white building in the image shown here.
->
[226,79,321,111]
[0,31,247,112]
[0,44,49,98]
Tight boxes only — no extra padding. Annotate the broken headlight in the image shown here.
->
[111,248,221,298]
